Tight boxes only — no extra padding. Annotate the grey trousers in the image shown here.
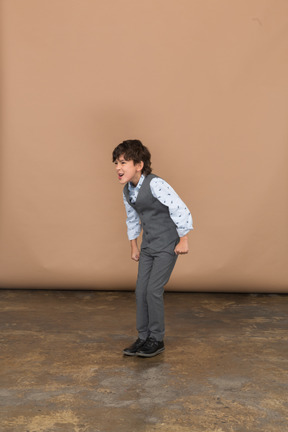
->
[135,248,178,341]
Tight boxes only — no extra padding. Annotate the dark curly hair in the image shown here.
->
[112,140,152,175]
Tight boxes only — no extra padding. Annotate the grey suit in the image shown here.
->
[123,174,179,341]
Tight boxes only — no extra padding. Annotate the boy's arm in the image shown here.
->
[123,192,141,261]
[150,178,193,256]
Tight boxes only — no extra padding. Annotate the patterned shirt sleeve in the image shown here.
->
[123,191,142,240]
[150,178,193,237]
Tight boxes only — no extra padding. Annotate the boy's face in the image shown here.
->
[114,154,144,186]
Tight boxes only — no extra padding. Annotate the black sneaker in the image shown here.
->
[123,338,146,356]
[136,337,165,357]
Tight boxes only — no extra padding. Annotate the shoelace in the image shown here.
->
[144,338,157,348]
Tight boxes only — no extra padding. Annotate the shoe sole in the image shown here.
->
[123,351,138,356]
[136,347,165,358]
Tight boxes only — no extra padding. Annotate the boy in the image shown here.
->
[113,140,193,357]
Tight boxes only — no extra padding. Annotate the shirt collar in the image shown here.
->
[128,174,145,193]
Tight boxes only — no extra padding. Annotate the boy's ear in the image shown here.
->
[137,161,144,171]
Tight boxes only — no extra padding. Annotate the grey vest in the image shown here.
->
[124,174,179,252]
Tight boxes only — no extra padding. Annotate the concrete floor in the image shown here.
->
[0,290,287,432]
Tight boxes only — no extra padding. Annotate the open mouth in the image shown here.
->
[118,173,124,180]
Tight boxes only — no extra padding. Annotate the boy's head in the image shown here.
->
[112,140,152,176]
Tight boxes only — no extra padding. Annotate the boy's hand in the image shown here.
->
[174,235,189,255]
[131,248,140,261]
[130,239,140,262]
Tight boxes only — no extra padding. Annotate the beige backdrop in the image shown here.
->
[1,0,288,291]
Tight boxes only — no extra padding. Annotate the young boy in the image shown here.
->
[113,139,193,357]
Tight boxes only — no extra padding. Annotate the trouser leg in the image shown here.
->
[135,250,154,340]
[146,251,178,341]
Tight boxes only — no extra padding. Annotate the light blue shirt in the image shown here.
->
[123,174,193,240]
